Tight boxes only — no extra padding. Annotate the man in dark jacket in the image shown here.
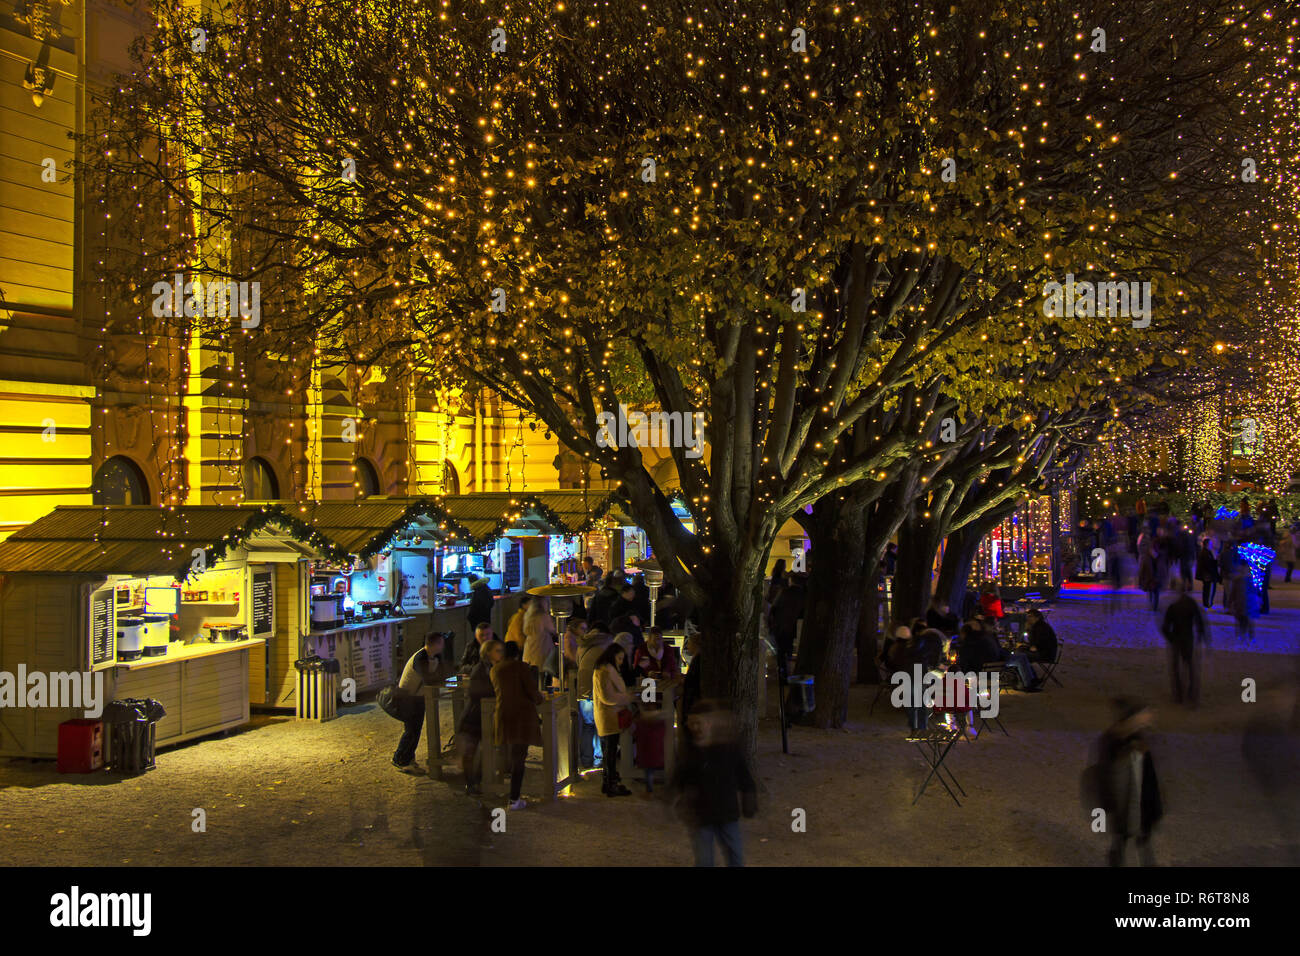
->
[769,573,806,667]
[466,576,496,633]
[672,701,757,866]
[609,582,640,622]
[459,621,494,672]
[1160,578,1209,707]
[587,579,621,625]
[925,597,960,635]
[1025,609,1058,665]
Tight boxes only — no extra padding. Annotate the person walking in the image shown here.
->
[1137,537,1159,612]
[392,633,452,772]
[1095,699,1163,867]
[575,620,614,770]
[1195,536,1220,609]
[490,641,544,810]
[457,639,503,795]
[593,643,634,796]
[1279,526,1297,583]
[671,701,758,867]
[1160,578,1209,707]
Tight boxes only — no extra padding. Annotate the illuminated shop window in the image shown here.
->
[92,456,149,506]
[241,457,281,501]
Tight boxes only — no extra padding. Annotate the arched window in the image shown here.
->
[442,460,460,495]
[355,457,381,498]
[92,456,149,506]
[241,457,280,501]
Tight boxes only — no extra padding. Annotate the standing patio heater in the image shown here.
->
[526,582,595,689]
[628,557,664,628]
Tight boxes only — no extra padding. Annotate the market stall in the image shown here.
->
[968,489,1072,598]
[0,505,343,758]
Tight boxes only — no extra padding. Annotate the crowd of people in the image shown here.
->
[1081,495,1298,643]
[380,561,755,865]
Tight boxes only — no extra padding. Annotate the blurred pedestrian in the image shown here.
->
[1095,698,1163,867]
[1279,527,1297,583]
[671,700,757,867]
[521,595,558,686]
[490,641,544,810]
[1160,578,1209,707]
[1137,536,1159,612]
[458,639,503,795]
[1196,536,1220,609]
[467,574,496,634]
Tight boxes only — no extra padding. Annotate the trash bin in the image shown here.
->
[787,675,815,715]
[295,655,339,721]
[104,698,165,775]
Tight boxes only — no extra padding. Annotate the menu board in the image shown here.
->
[398,554,431,612]
[504,542,522,589]
[251,568,274,637]
[90,590,115,668]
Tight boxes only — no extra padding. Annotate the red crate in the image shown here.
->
[57,719,104,774]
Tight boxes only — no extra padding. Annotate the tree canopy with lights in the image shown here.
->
[90,0,1299,747]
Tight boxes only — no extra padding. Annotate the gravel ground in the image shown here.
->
[2,582,1297,867]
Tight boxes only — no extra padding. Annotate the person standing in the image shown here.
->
[671,701,758,867]
[581,555,602,587]
[503,593,532,652]
[1278,526,1297,583]
[392,633,452,772]
[1137,538,1159,612]
[521,595,558,685]
[466,575,496,635]
[1096,699,1163,867]
[593,643,634,797]
[1160,578,1209,707]
[1196,536,1221,609]
[769,572,806,673]
[457,639,503,796]
[490,641,544,810]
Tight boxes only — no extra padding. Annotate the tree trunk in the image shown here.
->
[796,496,868,728]
[856,554,883,683]
[892,509,941,625]
[695,550,766,758]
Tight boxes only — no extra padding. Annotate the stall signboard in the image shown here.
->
[349,552,392,604]
[584,532,609,573]
[251,567,275,638]
[89,588,115,670]
[398,553,431,612]
[504,541,523,590]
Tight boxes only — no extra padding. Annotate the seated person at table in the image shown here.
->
[634,626,681,683]
[915,628,947,671]
[957,620,1039,691]
[926,597,960,635]
[460,621,494,672]
[979,582,1005,620]
[1025,609,1058,664]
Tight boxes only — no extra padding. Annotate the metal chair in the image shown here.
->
[1033,642,1064,688]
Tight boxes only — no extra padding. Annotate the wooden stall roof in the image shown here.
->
[299,490,628,558]
[0,505,346,576]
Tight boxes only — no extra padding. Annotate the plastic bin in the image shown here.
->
[295,655,340,721]
[104,698,166,774]
[57,718,104,774]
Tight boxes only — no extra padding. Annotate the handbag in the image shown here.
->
[617,703,636,730]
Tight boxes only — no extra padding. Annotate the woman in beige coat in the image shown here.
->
[593,643,634,796]
[522,596,558,679]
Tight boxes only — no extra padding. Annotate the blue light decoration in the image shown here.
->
[1238,543,1276,590]
[1215,506,1240,520]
